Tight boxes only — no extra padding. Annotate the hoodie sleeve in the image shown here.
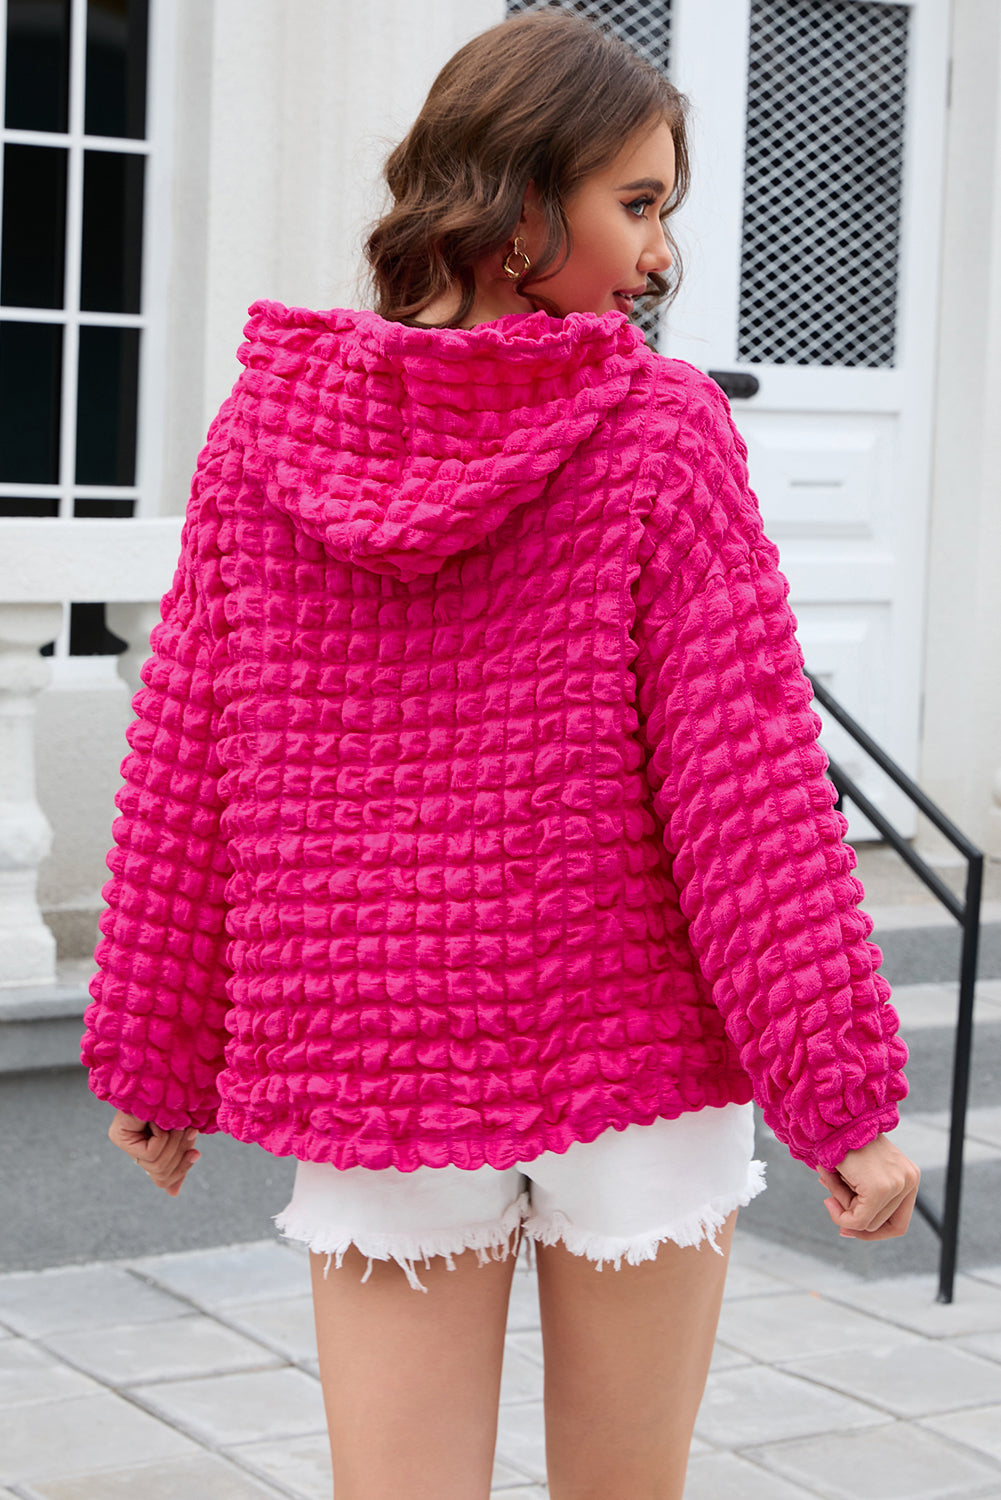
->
[80,429,234,1133]
[631,370,908,1171]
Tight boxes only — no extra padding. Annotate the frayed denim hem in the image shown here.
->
[522,1157,767,1269]
[276,1156,766,1291]
[274,1189,532,1293]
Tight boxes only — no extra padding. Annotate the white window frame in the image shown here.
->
[0,0,174,662]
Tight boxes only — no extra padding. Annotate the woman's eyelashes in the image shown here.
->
[624,195,673,226]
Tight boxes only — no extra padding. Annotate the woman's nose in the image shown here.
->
[642,220,673,274]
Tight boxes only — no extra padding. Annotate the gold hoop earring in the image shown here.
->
[502,235,531,281]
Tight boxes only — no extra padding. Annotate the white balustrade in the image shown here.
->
[0,519,183,988]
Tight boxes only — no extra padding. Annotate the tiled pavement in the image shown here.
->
[2,1219,1001,1500]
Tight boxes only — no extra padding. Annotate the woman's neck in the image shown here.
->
[413,262,540,328]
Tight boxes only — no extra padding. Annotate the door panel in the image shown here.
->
[745,412,895,540]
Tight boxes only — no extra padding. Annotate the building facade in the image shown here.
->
[1,0,999,984]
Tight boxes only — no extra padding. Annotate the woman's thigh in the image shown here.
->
[517,1108,759,1498]
[284,1155,529,1498]
[311,1240,519,1500]
[536,1210,737,1500]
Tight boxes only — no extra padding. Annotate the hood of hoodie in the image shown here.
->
[235,301,650,584]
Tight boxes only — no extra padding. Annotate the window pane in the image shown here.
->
[1,144,68,308]
[75,324,139,484]
[79,151,144,312]
[84,0,148,138]
[73,494,134,516]
[0,496,60,516]
[0,321,62,483]
[5,0,71,132]
[69,601,127,654]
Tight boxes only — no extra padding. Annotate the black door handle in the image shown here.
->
[708,370,760,399]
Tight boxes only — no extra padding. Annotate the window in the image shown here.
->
[0,0,154,654]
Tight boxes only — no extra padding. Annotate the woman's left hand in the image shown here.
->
[818,1133,920,1240]
[109,1109,201,1197]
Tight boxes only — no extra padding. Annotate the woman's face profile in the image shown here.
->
[526,118,677,318]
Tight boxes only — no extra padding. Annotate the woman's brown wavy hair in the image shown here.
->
[365,11,690,327]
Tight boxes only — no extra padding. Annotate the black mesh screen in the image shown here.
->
[738,0,909,367]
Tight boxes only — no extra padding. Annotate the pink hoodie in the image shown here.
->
[81,302,907,1173]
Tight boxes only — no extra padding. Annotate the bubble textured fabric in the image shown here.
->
[81,302,908,1175]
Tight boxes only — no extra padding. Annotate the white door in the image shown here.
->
[666,0,951,838]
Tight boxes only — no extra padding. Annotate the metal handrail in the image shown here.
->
[806,673,984,1304]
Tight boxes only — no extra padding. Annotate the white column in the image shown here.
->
[921,0,1001,858]
[106,602,164,697]
[0,604,64,985]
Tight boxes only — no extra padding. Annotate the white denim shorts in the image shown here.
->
[275,1103,765,1292]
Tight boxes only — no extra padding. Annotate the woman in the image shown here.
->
[83,13,919,1499]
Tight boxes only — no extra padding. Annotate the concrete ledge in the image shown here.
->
[0,984,91,1023]
[0,517,183,602]
[1,1013,88,1073]
[0,964,91,1074]
[877,920,1000,988]
[869,899,1001,931]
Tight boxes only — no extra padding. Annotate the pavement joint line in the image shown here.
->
[196,1304,319,1372]
[26,1328,288,1391]
[913,1417,1001,1487]
[123,1357,296,1387]
[694,1446,831,1500]
[203,1449,308,1500]
[802,1284,1001,1343]
[964,1266,1001,1290]
[119,1256,332,1379]
[95,1377,327,1500]
[723,1419,1001,1500]
[184,1440,315,1500]
[764,1350,1001,1420]
[722,1414,901,1452]
[21,1259,316,1376]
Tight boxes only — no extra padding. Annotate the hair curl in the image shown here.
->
[365,11,690,327]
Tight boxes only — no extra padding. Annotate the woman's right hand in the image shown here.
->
[818,1133,920,1241]
[109,1109,201,1197]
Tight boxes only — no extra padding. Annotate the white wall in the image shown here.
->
[922,0,1001,856]
[198,0,505,440]
[162,0,505,514]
